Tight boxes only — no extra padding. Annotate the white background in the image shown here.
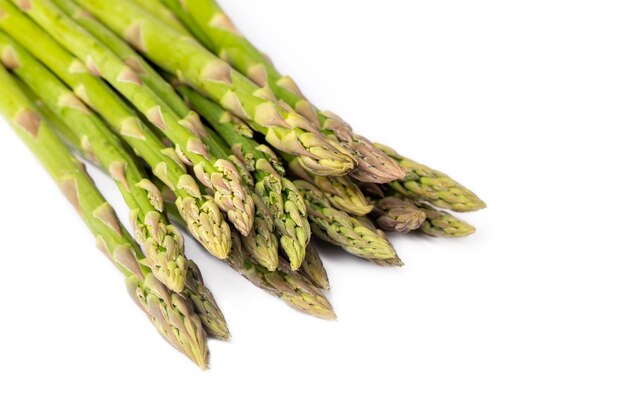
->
[1,0,625,416]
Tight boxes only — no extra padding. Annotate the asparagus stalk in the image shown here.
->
[179,86,311,270]
[183,260,231,340]
[151,0,215,48]
[75,0,356,177]
[128,0,189,34]
[299,245,330,291]
[0,32,191,293]
[199,126,279,270]
[15,0,255,236]
[55,1,280,270]
[0,64,208,367]
[36,90,231,340]
[356,216,404,266]
[0,0,232,259]
[371,196,428,233]
[52,0,191,118]
[361,183,476,237]
[416,203,476,238]
[227,234,336,320]
[163,197,336,320]
[156,0,405,183]
[239,190,279,271]
[53,2,279,270]
[283,153,373,217]
[294,180,399,262]
[375,144,486,212]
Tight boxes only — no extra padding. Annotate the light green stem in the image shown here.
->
[160,0,405,183]
[376,144,486,213]
[75,0,356,177]
[0,64,208,368]
[180,86,312,270]
[0,0,232,259]
[0,31,188,292]
[295,180,399,262]
[15,0,254,236]
[35,91,231,339]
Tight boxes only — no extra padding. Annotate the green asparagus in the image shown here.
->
[361,182,476,237]
[227,234,336,320]
[129,0,189,34]
[15,0,255,236]
[52,0,191,118]
[0,0,232,259]
[179,86,311,270]
[375,144,486,212]
[154,0,215,48]
[54,3,280,271]
[0,32,190,292]
[371,196,428,233]
[157,0,406,183]
[240,190,279,271]
[0,64,208,367]
[35,85,232,339]
[416,203,476,238]
[295,180,399,262]
[75,0,356,177]
[284,153,373,217]
[299,245,330,291]
[51,6,280,271]
[184,260,231,340]
[164,198,336,319]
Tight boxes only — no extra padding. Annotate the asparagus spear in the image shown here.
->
[0,0,232,259]
[156,0,405,183]
[375,144,486,212]
[183,260,231,340]
[192,124,279,270]
[156,0,215,47]
[371,196,428,233]
[294,180,399,262]
[52,0,191,118]
[0,32,191,293]
[227,234,336,320]
[0,64,208,367]
[416,203,476,238]
[299,245,330,291]
[239,190,279,271]
[35,89,232,340]
[52,2,280,270]
[74,0,356,177]
[15,0,255,236]
[361,183,476,237]
[179,86,311,270]
[54,0,280,270]
[128,0,189,34]
[283,153,373,217]
[356,216,404,267]
[163,197,336,320]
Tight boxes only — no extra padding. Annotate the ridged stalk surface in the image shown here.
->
[0,64,208,367]
[0,0,232,259]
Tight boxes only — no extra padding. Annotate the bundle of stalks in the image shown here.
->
[0,0,483,368]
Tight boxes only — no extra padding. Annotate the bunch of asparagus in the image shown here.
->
[0,0,484,368]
